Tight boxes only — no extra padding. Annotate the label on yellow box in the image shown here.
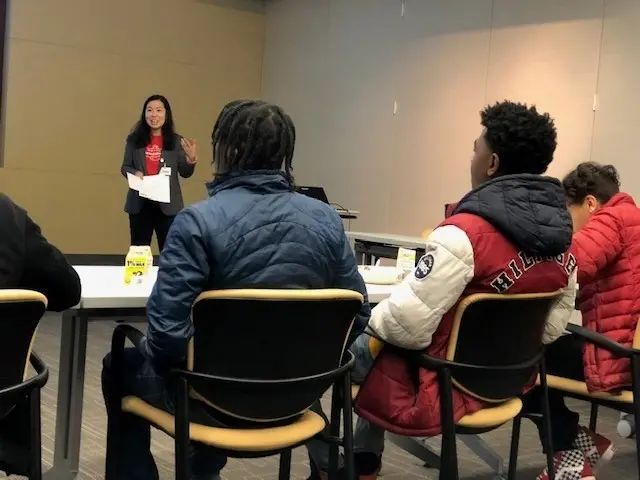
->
[396,247,417,275]
[124,246,153,286]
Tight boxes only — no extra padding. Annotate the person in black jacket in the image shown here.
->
[0,194,81,309]
[0,193,81,475]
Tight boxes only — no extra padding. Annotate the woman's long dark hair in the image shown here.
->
[127,94,178,150]
[211,99,296,185]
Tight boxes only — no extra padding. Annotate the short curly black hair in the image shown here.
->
[481,101,557,175]
[563,162,620,205]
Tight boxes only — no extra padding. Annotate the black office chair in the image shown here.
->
[0,290,50,480]
[106,288,363,480]
[356,291,562,480]
[524,321,640,477]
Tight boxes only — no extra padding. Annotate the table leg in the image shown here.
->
[45,312,88,480]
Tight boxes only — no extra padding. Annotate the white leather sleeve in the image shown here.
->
[368,225,475,350]
[542,267,578,344]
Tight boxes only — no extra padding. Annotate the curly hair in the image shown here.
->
[481,101,557,175]
[211,99,296,185]
[563,162,620,205]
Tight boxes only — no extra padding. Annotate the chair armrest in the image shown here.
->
[0,352,49,398]
[171,350,357,388]
[566,324,634,358]
[403,349,540,374]
[111,324,145,351]
[110,325,146,394]
[404,349,450,370]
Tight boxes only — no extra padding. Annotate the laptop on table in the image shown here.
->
[295,186,330,204]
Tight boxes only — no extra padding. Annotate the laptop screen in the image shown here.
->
[295,186,329,204]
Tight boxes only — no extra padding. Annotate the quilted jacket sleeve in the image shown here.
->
[572,209,623,286]
[542,267,578,344]
[144,207,210,368]
[332,229,371,346]
[368,225,475,350]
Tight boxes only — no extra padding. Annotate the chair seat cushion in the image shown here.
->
[121,396,326,452]
[539,375,633,404]
[456,398,522,429]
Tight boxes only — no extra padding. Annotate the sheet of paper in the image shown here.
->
[139,174,170,203]
[127,173,143,192]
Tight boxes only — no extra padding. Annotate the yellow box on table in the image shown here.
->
[124,246,153,286]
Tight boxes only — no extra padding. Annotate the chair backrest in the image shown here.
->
[447,291,561,403]
[187,289,363,423]
[0,290,47,416]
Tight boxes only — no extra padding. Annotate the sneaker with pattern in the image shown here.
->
[573,426,615,470]
[536,449,595,480]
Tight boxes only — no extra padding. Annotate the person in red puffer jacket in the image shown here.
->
[525,162,640,478]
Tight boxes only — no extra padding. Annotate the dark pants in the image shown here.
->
[523,334,585,453]
[102,348,227,480]
[128,200,174,251]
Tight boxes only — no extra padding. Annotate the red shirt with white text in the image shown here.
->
[145,135,163,175]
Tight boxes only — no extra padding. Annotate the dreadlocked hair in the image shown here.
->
[211,99,296,186]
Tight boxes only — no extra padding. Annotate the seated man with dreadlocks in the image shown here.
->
[101,100,371,480]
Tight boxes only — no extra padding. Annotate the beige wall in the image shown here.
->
[590,0,640,202]
[262,0,611,236]
[0,0,264,253]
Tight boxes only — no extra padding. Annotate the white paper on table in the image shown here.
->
[139,174,170,203]
[127,173,143,191]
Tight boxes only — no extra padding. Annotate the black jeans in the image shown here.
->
[128,200,175,252]
[522,334,585,453]
[102,348,227,480]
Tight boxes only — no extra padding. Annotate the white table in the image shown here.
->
[347,231,426,265]
[347,232,425,248]
[46,265,397,479]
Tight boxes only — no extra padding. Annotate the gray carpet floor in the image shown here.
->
[4,314,638,479]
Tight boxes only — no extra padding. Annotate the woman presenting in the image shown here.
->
[121,94,197,251]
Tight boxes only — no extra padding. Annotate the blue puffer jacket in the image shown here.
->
[144,171,371,367]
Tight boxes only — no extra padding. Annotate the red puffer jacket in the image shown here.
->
[571,193,640,393]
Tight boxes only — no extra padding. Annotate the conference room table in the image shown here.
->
[45,265,397,479]
[347,231,427,265]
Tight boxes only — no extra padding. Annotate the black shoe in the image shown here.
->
[307,453,382,480]
[307,453,348,480]
[306,468,348,480]
[354,452,382,476]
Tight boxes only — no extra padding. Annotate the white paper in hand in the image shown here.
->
[139,174,170,203]
[127,173,143,192]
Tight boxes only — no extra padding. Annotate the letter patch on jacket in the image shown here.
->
[490,250,574,293]
[415,254,434,280]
